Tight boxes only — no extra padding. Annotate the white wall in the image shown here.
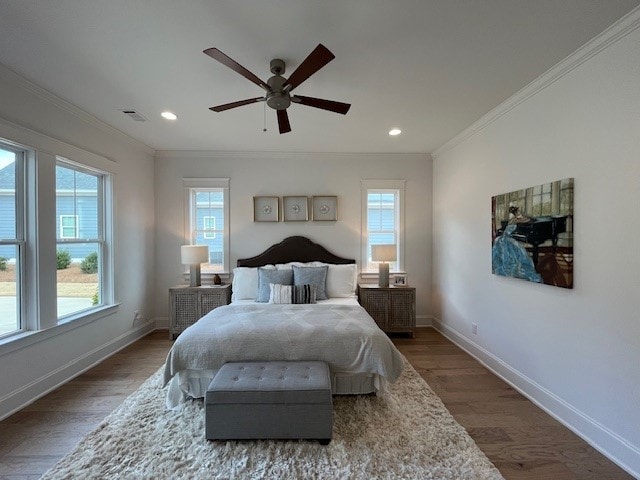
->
[0,64,157,419]
[154,151,432,324]
[432,15,640,477]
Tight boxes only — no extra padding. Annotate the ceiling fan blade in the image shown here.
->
[292,95,351,115]
[283,44,335,91]
[204,48,270,91]
[277,109,291,134]
[209,97,264,112]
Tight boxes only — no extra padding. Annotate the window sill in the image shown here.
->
[0,303,120,357]
[359,271,406,278]
[182,272,231,284]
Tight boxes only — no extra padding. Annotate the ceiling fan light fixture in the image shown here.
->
[389,128,402,136]
[161,111,177,120]
[204,44,350,134]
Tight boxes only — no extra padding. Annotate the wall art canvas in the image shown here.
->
[253,196,279,222]
[312,196,338,221]
[491,178,573,289]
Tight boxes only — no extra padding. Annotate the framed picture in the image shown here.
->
[283,196,309,222]
[253,196,279,222]
[394,274,407,286]
[312,196,338,221]
[491,177,573,289]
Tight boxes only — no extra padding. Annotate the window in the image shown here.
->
[0,144,24,338]
[56,161,109,319]
[59,215,79,238]
[184,178,230,273]
[203,216,217,239]
[0,131,115,343]
[530,183,552,216]
[361,180,405,273]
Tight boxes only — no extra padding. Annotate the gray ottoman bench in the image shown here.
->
[205,361,332,444]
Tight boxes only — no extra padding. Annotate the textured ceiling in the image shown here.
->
[0,0,638,153]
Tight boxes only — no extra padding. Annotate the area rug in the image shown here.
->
[42,358,504,479]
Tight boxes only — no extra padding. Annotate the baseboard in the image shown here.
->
[0,319,156,421]
[156,316,169,330]
[416,315,433,327]
[431,318,640,479]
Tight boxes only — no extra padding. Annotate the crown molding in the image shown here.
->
[433,5,640,158]
[154,150,431,161]
[0,63,155,156]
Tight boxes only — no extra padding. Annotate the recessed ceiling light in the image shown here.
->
[161,111,177,120]
[389,128,402,136]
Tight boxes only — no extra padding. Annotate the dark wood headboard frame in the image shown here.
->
[237,236,355,267]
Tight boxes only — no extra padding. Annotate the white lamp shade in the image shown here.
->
[181,245,209,265]
[371,244,397,263]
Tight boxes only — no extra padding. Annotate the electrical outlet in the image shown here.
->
[472,323,478,335]
[133,310,144,324]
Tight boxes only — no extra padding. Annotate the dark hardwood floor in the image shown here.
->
[392,329,633,480]
[0,329,632,479]
[0,332,173,479]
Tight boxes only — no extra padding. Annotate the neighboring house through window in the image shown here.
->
[361,179,405,273]
[203,216,217,239]
[0,135,115,342]
[56,160,111,320]
[59,215,79,239]
[0,144,24,338]
[184,178,230,273]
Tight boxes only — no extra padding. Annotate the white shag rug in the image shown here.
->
[42,359,504,480]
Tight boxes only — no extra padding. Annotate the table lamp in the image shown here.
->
[372,244,397,288]
[181,245,209,287]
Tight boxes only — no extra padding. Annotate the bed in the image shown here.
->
[163,236,404,408]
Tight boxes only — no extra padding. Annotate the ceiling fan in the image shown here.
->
[203,44,351,134]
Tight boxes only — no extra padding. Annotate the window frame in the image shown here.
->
[361,179,406,274]
[0,124,119,349]
[55,157,113,322]
[183,178,230,275]
[0,143,26,339]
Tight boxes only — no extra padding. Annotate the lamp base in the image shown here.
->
[378,262,390,288]
[189,265,202,287]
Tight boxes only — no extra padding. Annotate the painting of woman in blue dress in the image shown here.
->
[491,179,574,288]
[492,206,542,283]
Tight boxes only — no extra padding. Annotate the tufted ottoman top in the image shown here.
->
[206,361,331,405]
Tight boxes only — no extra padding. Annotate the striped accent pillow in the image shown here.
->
[269,283,317,304]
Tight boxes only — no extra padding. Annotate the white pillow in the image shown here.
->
[231,265,274,301]
[313,263,357,298]
[275,262,316,270]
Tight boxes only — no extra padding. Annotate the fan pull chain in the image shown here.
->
[263,101,267,132]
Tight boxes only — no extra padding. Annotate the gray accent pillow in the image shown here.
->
[269,284,317,304]
[257,268,293,302]
[293,265,328,300]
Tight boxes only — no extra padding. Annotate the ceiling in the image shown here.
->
[0,1,638,153]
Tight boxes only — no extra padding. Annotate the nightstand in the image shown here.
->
[358,284,416,337]
[169,284,231,339]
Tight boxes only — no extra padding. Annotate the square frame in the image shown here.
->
[393,274,407,286]
[283,196,309,221]
[253,196,279,222]
[312,196,338,221]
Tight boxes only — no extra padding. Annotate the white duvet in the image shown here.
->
[163,302,404,407]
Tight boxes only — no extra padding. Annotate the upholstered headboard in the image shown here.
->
[237,236,355,267]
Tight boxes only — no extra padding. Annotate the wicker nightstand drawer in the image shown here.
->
[358,284,415,337]
[169,284,231,339]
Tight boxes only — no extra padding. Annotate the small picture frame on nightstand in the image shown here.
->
[394,274,407,286]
